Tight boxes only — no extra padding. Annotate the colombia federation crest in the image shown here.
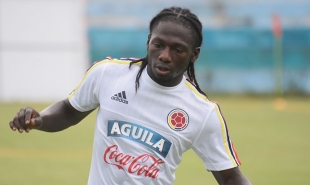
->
[167,109,189,131]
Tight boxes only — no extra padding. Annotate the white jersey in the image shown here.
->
[68,58,241,185]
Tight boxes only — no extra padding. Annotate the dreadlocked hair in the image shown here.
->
[129,6,206,96]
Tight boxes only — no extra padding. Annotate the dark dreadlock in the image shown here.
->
[129,6,206,96]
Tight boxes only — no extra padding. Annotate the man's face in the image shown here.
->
[147,21,200,87]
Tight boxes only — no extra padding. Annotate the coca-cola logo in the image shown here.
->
[103,145,164,179]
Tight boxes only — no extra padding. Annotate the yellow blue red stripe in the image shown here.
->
[213,101,241,166]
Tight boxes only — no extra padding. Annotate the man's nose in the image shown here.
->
[159,47,171,62]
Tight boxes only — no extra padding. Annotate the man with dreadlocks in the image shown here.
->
[9,6,251,185]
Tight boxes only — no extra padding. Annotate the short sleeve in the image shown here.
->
[68,62,107,112]
[191,103,241,171]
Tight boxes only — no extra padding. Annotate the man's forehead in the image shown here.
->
[151,21,194,44]
[154,20,190,30]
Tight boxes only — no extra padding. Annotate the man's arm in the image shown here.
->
[212,167,252,185]
[9,99,94,133]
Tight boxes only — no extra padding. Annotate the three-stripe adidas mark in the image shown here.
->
[111,91,128,104]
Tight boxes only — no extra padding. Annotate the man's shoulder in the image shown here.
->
[87,56,142,73]
[183,79,209,102]
[95,56,141,65]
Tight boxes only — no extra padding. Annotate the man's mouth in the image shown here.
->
[156,65,170,75]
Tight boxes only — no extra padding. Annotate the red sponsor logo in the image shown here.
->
[103,145,164,179]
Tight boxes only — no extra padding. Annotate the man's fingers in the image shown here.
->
[24,107,41,131]
[9,107,40,133]
[12,113,24,133]
[29,117,42,129]
[9,121,17,131]
[24,107,35,125]
[18,108,29,132]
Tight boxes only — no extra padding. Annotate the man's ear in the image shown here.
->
[146,34,151,51]
[191,47,201,63]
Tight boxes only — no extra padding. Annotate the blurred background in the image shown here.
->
[87,0,310,96]
[0,0,310,102]
[1,0,310,185]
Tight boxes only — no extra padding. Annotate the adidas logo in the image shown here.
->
[111,91,128,104]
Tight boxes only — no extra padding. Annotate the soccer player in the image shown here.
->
[9,6,252,185]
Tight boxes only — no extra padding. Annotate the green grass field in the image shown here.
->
[1,95,310,185]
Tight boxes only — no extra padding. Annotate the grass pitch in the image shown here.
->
[1,95,309,185]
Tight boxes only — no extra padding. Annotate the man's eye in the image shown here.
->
[175,49,182,53]
[154,43,161,48]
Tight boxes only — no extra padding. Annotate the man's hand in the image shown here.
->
[9,107,42,133]
[9,99,94,133]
